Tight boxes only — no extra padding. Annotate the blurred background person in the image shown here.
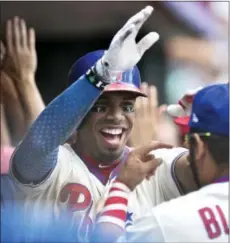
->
[163,1,228,104]
[0,17,45,172]
[1,17,45,206]
[1,17,45,146]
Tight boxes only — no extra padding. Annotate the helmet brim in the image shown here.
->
[104,82,147,97]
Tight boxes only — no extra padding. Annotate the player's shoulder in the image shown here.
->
[127,145,188,170]
[152,182,228,219]
[150,190,199,227]
[151,146,187,157]
[198,181,229,199]
[150,147,188,165]
[60,143,76,155]
[57,144,89,176]
[149,183,229,242]
[127,145,187,157]
[59,143,84,165]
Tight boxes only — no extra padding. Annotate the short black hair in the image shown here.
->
[190,128,229,166]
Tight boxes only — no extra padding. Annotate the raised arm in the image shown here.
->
[12,73,103,183]
[12,5,159,184]
[5,17,45,127]
[3,17,45,134]
[0,43,26,145]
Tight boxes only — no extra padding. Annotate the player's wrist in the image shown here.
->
[96,180,130,230]
[116,174,137,191]
[112,179,132,192]
[7,70,36,85]
[85,64,109,90]
[95,57,121,83]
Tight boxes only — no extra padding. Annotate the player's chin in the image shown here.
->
[97,133,128,156]
[99,140,126,154]
[99,146,124,162]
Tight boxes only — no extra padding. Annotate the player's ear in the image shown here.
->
[193,133,206,163]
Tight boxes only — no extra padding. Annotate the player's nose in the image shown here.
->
[105,106,125,123]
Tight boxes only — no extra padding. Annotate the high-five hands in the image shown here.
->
[96,6,159,82]
[1,17,37,82]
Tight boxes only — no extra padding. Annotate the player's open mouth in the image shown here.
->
[99,128,125,148]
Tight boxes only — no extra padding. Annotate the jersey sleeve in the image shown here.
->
[9,145,70,196]
[117,211,165,243]
[11,74,103,184]
[151,147,188,201]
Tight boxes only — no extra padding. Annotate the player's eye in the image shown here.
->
[91,104,107,113]
[122,102,135,113]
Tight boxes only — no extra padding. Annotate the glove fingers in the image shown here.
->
[109,22,135,48]
[118,23,135,44]
[134,6,154,34]
[123,6,153,33]
[137,32,159,57]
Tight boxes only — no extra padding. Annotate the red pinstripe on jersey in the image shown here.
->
[97,180,130,229]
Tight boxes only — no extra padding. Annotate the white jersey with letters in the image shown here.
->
[120,181,229,243]
[10,144,187,240]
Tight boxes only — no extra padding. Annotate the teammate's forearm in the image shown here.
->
[14,76,45,128]
[4,100,26,146]
[92,180,129,242]
[13,75,103,182]
[1,73,26,145]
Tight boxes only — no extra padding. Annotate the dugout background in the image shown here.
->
[0,1,208,105]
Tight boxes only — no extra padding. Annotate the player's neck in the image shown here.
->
[73,144,128,166]
[212,167,229,183]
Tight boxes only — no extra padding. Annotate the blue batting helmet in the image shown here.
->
[189,83,229,136]
[68,50,147,97]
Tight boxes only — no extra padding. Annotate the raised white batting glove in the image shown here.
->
[96,6,159,82]
[167,87,203,118]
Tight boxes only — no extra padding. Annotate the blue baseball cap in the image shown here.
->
[68,50,147,97]
[189,83,229,136]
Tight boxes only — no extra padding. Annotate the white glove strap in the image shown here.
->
[95,57,121,83]
[85,66,108,90]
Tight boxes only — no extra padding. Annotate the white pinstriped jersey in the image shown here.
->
[10,144,187,241]
[119,182,229,243]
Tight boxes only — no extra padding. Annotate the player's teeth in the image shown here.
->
[101,128,122,135]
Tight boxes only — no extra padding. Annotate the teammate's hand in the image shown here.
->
[2,17,37,82]
[128,83,167,147]
[0,41,17,104]
[96,6,159,82]
[116,141,172,190]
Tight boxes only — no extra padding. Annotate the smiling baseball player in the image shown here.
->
[93,83,229,243]
[10,6,197,242]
